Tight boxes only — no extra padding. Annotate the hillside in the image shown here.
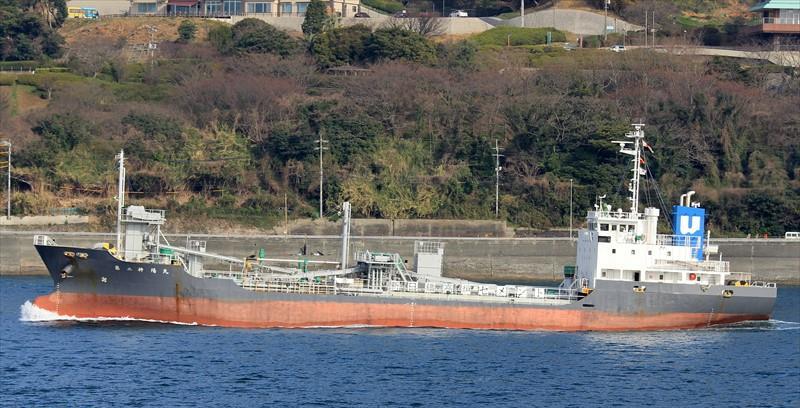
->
[0,15,798,236]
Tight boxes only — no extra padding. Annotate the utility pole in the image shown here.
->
[651,11,656,47]
[492,140,503,218]
[604,0,609,41]
[284,192,288,235]
[644,10,648,48]
[315,132,328,219]
[520,0,524,28]
[569,178,573,240]
[0,141,10,218]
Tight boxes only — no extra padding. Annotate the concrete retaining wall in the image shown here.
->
[225,15,493,35]
[2,231,797,283]
[0,215,90,226]
[501,9,641,35]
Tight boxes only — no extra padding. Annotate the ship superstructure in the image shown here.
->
[30,125,777,330]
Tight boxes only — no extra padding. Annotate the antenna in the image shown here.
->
[492,139,504,218]
[115,150,126,256]
[315,132,328,219]
[612,124,645,214]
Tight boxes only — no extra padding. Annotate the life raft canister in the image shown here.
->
[689,273,697,281]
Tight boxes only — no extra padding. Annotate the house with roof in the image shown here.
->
[748,0,800,48]
[129,0,362,18]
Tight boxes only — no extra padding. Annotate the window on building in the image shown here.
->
[279,2,292,14]
[600,224,609,231]
[296,2,309,13]
[589,222,597,231]
[611,248,616,254]
[206,0,221,14]
[137,3,157,13]
[659,274,664,280]
[247,2,271,13]
[223,0,241,14]
[631,250,635,255]
[352,5,357,11]
[666,251,671,256]
[648,250,652,255]
[611,224,617,231]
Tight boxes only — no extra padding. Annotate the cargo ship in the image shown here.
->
[30,125,777,330]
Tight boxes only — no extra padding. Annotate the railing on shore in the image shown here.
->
[101,11,309,18]
[762,17,800,25]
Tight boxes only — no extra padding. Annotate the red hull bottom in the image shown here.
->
[33,293,769,331]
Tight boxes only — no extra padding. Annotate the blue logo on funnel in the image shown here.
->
[672,206,705,261]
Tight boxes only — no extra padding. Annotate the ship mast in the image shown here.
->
[612,124,645,215]
[115,150,126,255]
[340,201,351,270]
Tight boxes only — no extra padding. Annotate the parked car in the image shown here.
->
[562,43,577,51]
[393,10,408,18]
[354,11,370,18]
[609,44,626,52]
[449,9,468,17]
[786,232,800,240]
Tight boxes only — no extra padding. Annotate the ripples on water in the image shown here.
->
[2,277,798,407]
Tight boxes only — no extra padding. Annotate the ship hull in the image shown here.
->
[33,245,777,331]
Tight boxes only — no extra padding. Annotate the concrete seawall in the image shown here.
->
[2,231,797,284]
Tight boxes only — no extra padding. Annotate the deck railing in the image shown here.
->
[33,235,56,246]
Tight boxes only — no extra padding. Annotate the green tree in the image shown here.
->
[232,18,297,57]
[207,25,233,54]
[365,27,436,64]
[0,0,64,60]
[301,0,328,37]
[177,19,197,43]
[310,24,372,68]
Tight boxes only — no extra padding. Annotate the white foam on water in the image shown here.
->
[18,300,201,326]
[769,319,800,331]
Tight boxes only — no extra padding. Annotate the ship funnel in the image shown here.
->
[686,191,695,206]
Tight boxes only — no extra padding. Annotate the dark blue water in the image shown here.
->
[1,276,798,407]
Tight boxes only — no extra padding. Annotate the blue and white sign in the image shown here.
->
[672,205,705,261]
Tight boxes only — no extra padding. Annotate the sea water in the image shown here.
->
[1,276,798,407]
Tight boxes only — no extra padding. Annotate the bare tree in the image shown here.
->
[382,14,445,37]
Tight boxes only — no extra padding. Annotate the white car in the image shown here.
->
[609,44,626,52]
[449,10,468,17]
[786,232,799,240]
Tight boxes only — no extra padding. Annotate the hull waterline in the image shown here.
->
[32,292,770,331]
